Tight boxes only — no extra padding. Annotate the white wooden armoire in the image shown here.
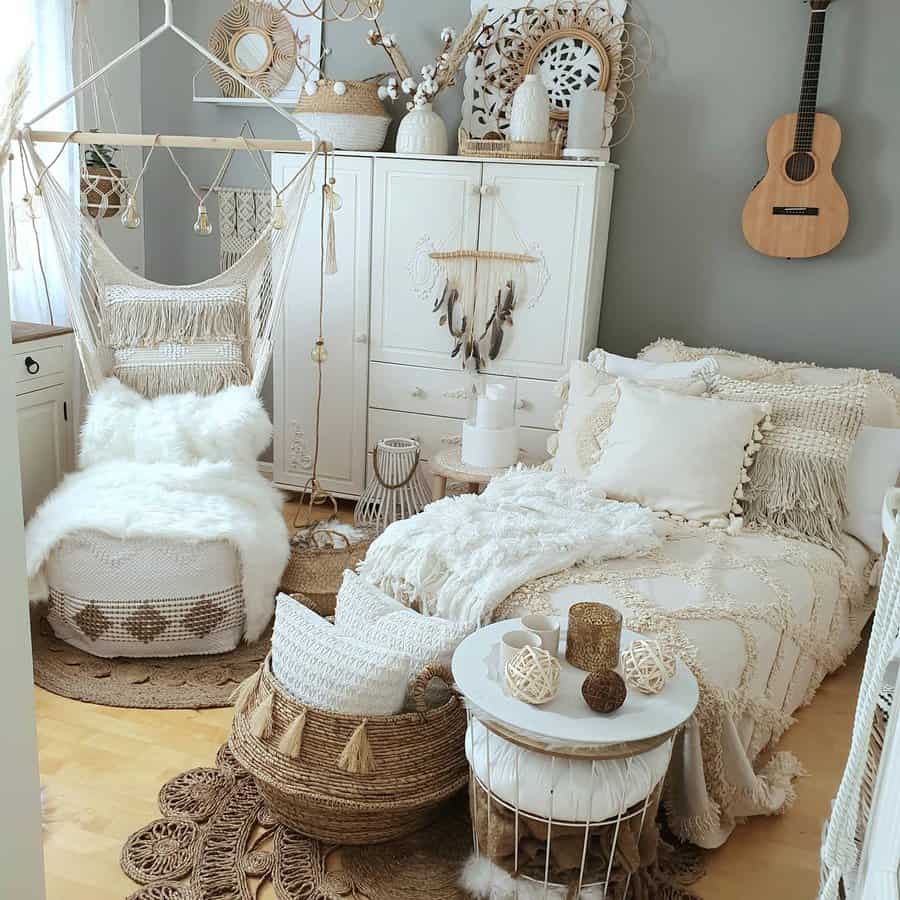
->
[271,152,615,498]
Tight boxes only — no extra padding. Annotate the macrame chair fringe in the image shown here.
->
[277,709,307,758]
[249,688,275,739]
[103,296,250,348]
[113,362,252,398]
[230,665,263,715]
[337,720,375,775]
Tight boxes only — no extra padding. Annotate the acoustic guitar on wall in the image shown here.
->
[742,0,848,259]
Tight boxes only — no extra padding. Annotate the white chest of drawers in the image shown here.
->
[272,152,615,498]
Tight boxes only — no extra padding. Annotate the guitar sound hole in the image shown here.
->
[784,151,816,182]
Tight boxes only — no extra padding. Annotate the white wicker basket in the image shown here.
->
[296,111,390,151]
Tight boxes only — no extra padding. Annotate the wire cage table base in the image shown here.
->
[465,708,675,899]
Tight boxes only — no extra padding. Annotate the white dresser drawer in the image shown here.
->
[514,376,561,430]
[367,409,552,485]
[14,343,65,385]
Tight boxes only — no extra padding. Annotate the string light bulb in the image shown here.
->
[310,338,328,363]
[121,195,142,229]
[193,203,212,236]
[272,195,285,230]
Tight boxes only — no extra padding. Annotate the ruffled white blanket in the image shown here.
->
[358,467,661,625]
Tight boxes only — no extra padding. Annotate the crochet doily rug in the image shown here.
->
[120,746,705,900]
[31,614,269,709]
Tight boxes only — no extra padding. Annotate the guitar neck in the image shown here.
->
[794,7,829,152]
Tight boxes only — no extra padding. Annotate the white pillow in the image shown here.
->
[334,571,473,683]
[271,593,412,715]
[844,427,900,554]
[552,360,712,479]
[591,348,719,383]
[589,381,769,522]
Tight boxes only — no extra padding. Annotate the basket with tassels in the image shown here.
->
[294,78,391,151]
[229,656,468,844]
[280,518,374,616]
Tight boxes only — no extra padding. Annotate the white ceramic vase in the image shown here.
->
[509,73,550,143]
[396,102,448,155]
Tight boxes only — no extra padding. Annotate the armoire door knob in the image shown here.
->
[354,333,368,343]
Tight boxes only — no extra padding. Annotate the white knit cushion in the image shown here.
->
[466,719,671,822]
[334,571,473,681]
[594,348,719,383]
[844,427,900,554]
[271,593,412,715]
[589,381,769,522]
[105,283,251,397]
[79,378,272,467]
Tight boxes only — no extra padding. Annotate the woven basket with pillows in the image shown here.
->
[229,571,472,844]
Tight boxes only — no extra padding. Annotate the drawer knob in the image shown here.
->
[355,333,368,344]
[24,356,40,375]
[440,435,461,445]
[515,399,529,411]
[442,388,469,400]
[411,386,425,398]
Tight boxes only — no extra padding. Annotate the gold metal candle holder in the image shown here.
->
[565,602,622,671]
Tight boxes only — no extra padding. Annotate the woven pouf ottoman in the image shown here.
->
[45,530,245,658]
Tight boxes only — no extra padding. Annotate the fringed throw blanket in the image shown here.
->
[358,467,661,625]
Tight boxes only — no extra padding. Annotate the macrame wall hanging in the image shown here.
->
[409,197,549,372]
[213,187,273,272]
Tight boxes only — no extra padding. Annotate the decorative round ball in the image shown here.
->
[304,80,319,96]
[581,670,627,713]
[332,80,347,95]
[621,639,675,695]
[505,646,560,705]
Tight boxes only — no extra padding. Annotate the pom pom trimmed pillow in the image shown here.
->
[589,380,770,523]
[271,593,412,715]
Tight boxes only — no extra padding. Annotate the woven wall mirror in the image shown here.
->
[209,1,297,98]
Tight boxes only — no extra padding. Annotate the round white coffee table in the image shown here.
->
[452,619,699,896]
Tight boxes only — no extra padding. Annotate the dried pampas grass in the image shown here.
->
[0,52,30,175]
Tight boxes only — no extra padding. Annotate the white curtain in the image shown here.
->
[3,0,76,325]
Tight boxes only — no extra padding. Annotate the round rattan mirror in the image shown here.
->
[229,27,274,77]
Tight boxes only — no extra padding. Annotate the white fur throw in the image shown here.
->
[26,382,287,641]
[358,467,661,625]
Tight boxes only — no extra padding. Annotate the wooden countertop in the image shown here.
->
[11,321,74,344]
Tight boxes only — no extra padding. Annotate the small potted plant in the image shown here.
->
[80,133,124,219]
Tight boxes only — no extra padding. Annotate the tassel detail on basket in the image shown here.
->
[249,689,275,740]
[337,720,375,775]
[231,666,263,715]
[278,710,307,758]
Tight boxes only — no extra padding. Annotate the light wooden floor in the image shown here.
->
[34,497,865,898]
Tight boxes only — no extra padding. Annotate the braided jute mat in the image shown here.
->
[120,745,705,900]
[31,613,269,709]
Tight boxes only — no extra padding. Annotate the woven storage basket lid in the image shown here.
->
[295,79,389,118]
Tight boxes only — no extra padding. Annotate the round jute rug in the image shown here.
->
[120,746,705,900]
[31,614,269,709]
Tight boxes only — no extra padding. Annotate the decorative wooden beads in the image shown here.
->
[621,639,676,695]
[581,670,626,713]
[505,646,561,705]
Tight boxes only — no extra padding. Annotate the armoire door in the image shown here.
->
[370,157,482,369]
[476,162,598,380]
[273,154,372,498]
[16,385,68,521]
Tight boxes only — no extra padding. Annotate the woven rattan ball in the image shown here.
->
[621,639,676,695]
[505,646,561,705]
[581,670,627,713]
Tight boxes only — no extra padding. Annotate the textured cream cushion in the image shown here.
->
[640,338,900,428]
[334,571,473,682]
[713,376,866,551]
[105,283,251,397]
[844,427,900,554]
[271,593,412,715]
[589,381,768,522]
[552,356,714,479]
[594,348,719,383]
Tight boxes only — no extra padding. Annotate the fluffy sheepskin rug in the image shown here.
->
[25,380,288,641]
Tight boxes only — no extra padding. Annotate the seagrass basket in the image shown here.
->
[293,79,390,151]
[229,657,468,844]
[280,521,373,616]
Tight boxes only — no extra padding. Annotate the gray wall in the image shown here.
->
[138,0,900,379]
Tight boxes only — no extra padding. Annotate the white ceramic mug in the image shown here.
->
[500,629,541,669]
[521,614,560,656]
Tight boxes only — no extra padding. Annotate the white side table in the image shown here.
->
[452,619,699,897]
[429,446,528,501]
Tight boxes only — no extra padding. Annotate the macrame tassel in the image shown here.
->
[337,720,375,775]
[249,689,275,740]
[6,196,20,271]
[324,200,337,275]
[230,666,263,714]
[278,710,307,758]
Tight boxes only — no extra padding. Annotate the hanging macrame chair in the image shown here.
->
[20,129,320,398]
